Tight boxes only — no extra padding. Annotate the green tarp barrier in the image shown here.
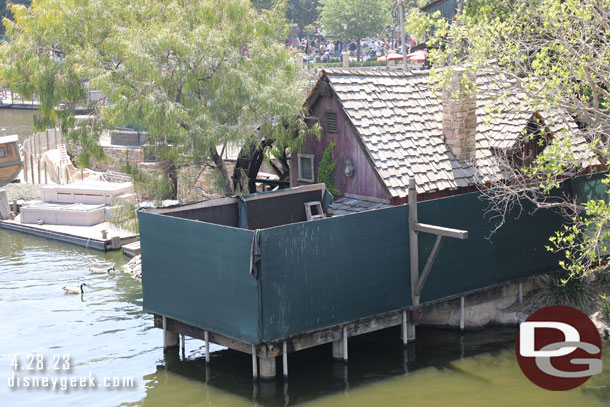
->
[140,177,610,344]
[258,205,410,341]
[138,211,259,343]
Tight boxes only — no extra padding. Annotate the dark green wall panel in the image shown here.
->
[138,211,259,343]
[570,172,609,203]
[417,191,564,302]
[258,205,410,341]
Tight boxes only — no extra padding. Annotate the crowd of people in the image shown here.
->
[287,35,419,63]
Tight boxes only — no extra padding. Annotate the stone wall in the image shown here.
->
[177,161,235,202]
[90,146,145,173]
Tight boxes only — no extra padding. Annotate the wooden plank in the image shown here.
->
[414,235,445,303]
[413,222,468,239]
[144,197,238,214]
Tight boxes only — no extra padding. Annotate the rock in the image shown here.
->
[123,254,142,281]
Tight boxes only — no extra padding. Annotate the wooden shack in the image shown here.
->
[136,174,608,379]
[0,135,21,186]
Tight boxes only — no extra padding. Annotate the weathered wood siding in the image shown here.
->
[292,94,390,201]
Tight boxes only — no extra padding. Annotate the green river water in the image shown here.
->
[1,110,610,406]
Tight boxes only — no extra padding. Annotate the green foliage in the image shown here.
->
[317,140,340,196]
[0,0,313,200]
[319,0,393,45]
[0,0,30,35]
[412,0,610,279]
[536,272,594,311]
[600,294,610,322]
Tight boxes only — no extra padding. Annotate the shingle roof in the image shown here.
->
[328,196,391,217]
[313,68,596,198]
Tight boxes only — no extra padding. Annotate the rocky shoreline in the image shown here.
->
[123,255,142,280]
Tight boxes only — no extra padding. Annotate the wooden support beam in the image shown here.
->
[252,345,258,379]
[282,341,288,378]
[342,327,348,363]
[413,235,445,305]
[204,330,210,363]
[401,310,408,346]
[460,296,465,331]
[408,179,419,305]
[413,223,468,239]
[518,282,523,304]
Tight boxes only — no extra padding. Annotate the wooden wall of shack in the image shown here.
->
[292,88,391,201]
[138,173,607,345]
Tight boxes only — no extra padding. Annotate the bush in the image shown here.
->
[535,272,594,311]
[600,295,610,322]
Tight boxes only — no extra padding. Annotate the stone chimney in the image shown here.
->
[442,69,477,163]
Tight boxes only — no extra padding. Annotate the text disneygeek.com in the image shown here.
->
[7,354,136,392]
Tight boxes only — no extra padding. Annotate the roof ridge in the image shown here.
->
[321,68,429,77]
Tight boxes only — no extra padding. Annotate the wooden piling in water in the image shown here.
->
[204,330,210,363]
[282,341,288,378]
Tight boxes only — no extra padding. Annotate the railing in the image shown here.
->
[21,128,72,185]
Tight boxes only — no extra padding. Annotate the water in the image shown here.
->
[0,109,35,141]
[0,229,609,407]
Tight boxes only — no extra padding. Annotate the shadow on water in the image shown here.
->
[140,326,520,407]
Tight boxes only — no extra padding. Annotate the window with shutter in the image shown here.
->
[325,110,338,133]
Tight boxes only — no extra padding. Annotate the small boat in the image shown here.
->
[0,134,22,187]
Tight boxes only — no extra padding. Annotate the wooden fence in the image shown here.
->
[21,128,71,185]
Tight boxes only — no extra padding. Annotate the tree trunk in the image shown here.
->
[210,147,233,196]
[357,38,361,62]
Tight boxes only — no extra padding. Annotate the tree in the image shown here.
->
[0,0,313,199]
[0,0,30,36]
[319,0,393,61]
[286,0,321,36]
[411,0,610,278]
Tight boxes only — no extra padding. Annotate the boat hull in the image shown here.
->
[0,161,22,186]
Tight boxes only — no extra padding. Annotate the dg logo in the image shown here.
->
[516,305,603,391]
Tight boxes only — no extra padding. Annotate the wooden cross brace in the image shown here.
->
[408,179,468,306]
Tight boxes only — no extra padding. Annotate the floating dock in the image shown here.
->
[0,215,138,250]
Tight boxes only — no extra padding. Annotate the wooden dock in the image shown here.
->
[122,240,141,257]
[0,215,138,251]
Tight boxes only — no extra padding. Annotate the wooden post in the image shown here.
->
[0,190,9,220]
[204,330,210,363]
[252,345,258,379]
[162,316,179,350]
[408,178,419,305]
[37,158,41,184]
[460,296,465,332]
[258,356,276,379]
[282,341,288,378]
[46,129,49,152]
[44,161,48,184]
[65,166,69,184]
[342,326,348,363]
[401,310,408,345]
[23,149,28,183]
[30,154,34,184]
[12,199,18,214]
[518,282,523,304]
[181,334,186,359]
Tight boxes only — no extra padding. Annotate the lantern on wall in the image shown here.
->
[343,160,355,177]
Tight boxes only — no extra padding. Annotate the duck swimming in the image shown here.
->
[63,283,87,294]
[90,267,115,274]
